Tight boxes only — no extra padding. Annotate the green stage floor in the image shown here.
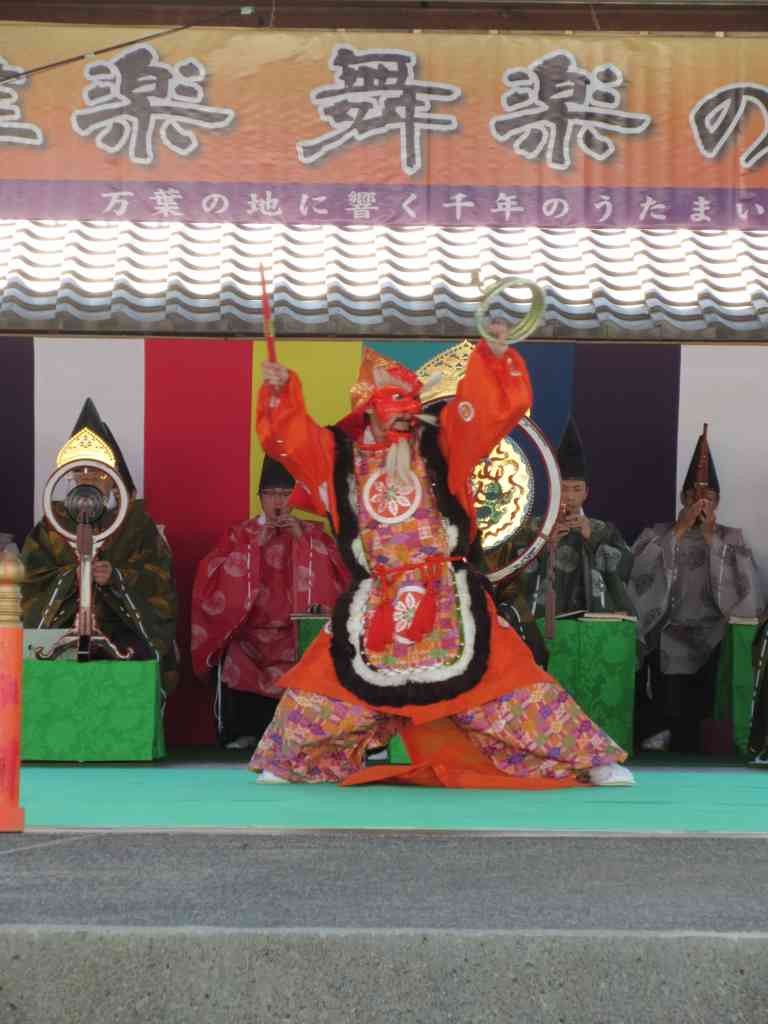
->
[18,756,768,832]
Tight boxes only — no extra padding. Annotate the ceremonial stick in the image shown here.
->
[260,263,277,363]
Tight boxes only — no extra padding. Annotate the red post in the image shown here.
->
[0,550,25,831]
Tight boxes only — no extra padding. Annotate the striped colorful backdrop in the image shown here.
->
[2,336,766,744]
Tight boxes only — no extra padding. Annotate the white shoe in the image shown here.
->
[640,729,672,752]
[589,763,635,787]
[225,735,257,750]
[255,769,289,784]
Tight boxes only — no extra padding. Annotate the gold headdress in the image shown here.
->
[55,399,117,469]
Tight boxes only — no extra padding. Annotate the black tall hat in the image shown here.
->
[55,398,133,494]
[557,418,588,481]
[70,397,107,440]
[258,455,295,492]
[101,421,136,496]
[682,425,720,495]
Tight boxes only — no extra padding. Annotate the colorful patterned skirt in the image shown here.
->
[249,682,626,789]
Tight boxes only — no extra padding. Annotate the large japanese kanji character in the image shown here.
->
[71,43,234,165]
[297,45,460,176]
[490,49,651,171]
[0,57,44,146]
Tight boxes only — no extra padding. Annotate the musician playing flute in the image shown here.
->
[630,426,765,754]
[484,418,635,623]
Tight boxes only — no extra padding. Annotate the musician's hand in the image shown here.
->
[569,513,591,540]
[674,499,705,540]
[551,520,570,544]
[93,560,113,586]
[276,513,302,538]
[701,500,717,544]
[262,360,289,391]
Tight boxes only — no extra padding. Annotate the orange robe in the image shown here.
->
[256,341,558,722]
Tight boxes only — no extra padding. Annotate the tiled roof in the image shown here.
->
[1,220,767,339]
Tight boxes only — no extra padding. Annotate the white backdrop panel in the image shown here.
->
[34,338,145,520]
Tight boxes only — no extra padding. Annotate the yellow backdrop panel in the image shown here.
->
[250,338,363,516]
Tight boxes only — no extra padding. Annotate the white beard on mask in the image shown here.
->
[378,412,438,490]
[384,435,413,490]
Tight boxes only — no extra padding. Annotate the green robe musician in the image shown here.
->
[483,419,635,621]
[21,399,178,693]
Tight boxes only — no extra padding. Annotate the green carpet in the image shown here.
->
[18,762,768,832]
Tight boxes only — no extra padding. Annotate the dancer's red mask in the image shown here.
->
[370,385,422,432]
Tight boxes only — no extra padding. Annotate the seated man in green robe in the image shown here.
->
[21,398,179,694]
[483,419,635,623]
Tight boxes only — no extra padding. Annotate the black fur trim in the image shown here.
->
[468,533,487,575]
[330,566,492,708]
[325,422,490,707]
[328,425,367,582]
[417,424,471,556]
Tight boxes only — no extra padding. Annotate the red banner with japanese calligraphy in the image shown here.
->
[2,25,768,226]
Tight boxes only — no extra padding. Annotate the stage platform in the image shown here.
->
[5,754,768,1023]
[17,750,768,833]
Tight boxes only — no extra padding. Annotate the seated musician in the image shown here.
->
[191,456,349,749]
[630,427,765,753]
[483,418,635,621]
[21,398,178,693]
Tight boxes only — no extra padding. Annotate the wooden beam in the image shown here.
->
[4,2,768,31]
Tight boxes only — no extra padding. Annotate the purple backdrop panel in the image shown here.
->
[0,338,35,549]
[572,343,681,545]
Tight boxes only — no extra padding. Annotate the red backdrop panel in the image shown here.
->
[144,338,253,745]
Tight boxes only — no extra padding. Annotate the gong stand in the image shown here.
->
[35,517,132,663]
[34,460,133,663]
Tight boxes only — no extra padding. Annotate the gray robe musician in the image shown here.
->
[630,428,764,753]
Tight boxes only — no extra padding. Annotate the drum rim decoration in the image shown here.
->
[483,416,561,583]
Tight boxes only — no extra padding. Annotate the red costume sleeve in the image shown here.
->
[191,519,350,681]
[256,372,340,531]
[190,522,262,680]
[439,340,533,532]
